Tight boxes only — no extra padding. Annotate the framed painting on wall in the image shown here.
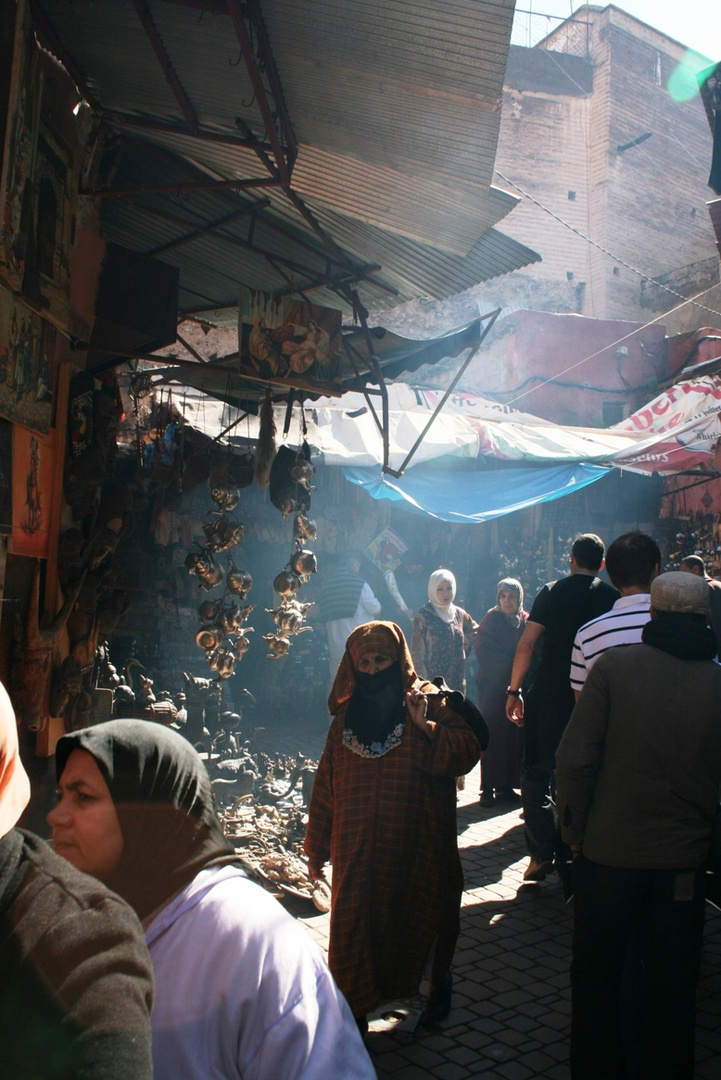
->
[0,418,12,536]
[12,423,54,558]
[0,286,55,432]
[0,0,79,331]
[239,288,343,396]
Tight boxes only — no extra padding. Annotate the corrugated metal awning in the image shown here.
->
[34,0,540,323]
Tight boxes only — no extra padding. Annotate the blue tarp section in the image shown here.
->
[343,462,611,523]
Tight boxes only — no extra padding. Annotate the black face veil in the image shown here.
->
[56,719,234,921]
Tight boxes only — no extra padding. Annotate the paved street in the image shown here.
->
[293,763,721,1079]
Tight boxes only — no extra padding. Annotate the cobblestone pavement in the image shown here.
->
[292,763,721,1079]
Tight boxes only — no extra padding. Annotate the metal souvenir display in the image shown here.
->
[263,632,291,658]
[289,548,317,582]
[226,560,253,598]
[202,514,247,553]
[293,513,317,543]
[209,486,240,512]
[273,569,302,598]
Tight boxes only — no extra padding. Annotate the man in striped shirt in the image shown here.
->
[570,531,661,697]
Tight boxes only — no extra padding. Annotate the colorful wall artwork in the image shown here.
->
[0,286,55,431]
[0,0,79,331]
[365,526,408,574]
[239,288,343,396]
[0,418,12,536]
[12,423,54,558]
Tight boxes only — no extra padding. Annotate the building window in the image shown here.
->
[603,403,625,426]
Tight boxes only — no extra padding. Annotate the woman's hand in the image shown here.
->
[307,859,326,882]
[405,688,431,733]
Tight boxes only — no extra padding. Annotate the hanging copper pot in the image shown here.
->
[235,603,255,626]
[218,604,240,635]
[226,560,253,597]
[197,558,224,592]
[233,628,254,657]
[293,513,317,543]
[198,600,221,622]
[202,515,246,553]
[209,486,240,512]
[263,632,291,658]
[290,549,318,582]
[215,649,237,679]
[196,626,223,651]
[273,569,301,598]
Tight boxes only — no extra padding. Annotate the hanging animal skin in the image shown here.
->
[202,514,246,552]
[293,513,317,543]
[273,569,302,598]
[226,560,253,598]
[290,549,318,582]
[209,486,240,512]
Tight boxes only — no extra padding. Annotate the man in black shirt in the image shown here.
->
[505,535,618,882]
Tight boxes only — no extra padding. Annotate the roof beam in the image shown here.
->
[29,1,102,112]
[225,0,296,184]
[132,0,199,135]
[120,195,363,285]
[82,175,281,197]
[145,200,270,257]
[102,111,272,153]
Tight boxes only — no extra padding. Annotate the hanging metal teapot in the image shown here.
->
[198,599,221,622]
[209,486,240,512]
[196,626,224,651]
[207,646,236,679]
[233,628,254,657]
[202,514,246,553]
[293,513,317,543]
[290,549,318,582]
[226,559,253,597]
[273,569,302,598]
[263,632,291,659]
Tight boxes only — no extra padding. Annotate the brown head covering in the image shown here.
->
[0,681,30,839]
[329,621,418,715]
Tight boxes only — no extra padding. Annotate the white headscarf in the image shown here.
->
[0,681,30,838]
[428,568,457,624]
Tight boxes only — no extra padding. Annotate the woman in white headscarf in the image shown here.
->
[410,569,477,692]
[0,681,153,1080]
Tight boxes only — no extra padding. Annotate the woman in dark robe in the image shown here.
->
[305,621,480,1030]
[474,578,528,807]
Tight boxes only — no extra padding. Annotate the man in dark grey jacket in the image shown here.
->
[556,571,721,1080]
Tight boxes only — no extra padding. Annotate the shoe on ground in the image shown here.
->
[495,786,522,804]
[523,858,554,882]
[479,791,495,807]
[421,971,453,1026]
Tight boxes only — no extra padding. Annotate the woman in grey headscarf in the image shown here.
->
[410,569,477,692]
[474,578,528,807]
